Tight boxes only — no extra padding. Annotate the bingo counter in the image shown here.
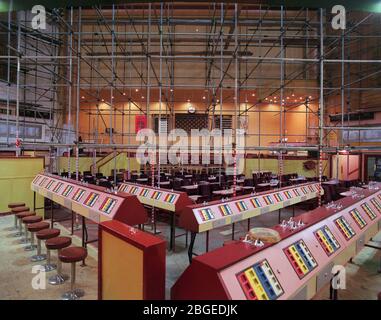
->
[172,185,381,300]
[180,182,323,261]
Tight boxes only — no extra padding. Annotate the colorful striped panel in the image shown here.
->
[361,203,377,220]
[198,208,215,221]
[164,193,177,203]
[237,259,284,300]
[314,225,340,256]
[274,193,284,202]
[39,177,47,186]
[84,192,99,207]
[129,186,139,194]
[250,198,262,208]
[235,200,248,212]
[53,182,64,193]
[45,180,55,190]
[335,216,356,240]
[140,189,150,197]
[308,185,316,192]
[33,176,41,184]
[284,240,318,279]
[72,188,86,202]
[283,191,293,199]
[301,187,308,194]
[99,197,117,214]
[62,185,74,197]
[349,209,367,229]
[219,204,233,216]
[263,195,274,205]
[151,191,162,200]
[293,189,300,197]
[370,198,381,213]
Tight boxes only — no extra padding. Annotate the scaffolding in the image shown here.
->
[1,2,381,183]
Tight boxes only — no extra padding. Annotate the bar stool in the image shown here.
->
[25,221,49,251]
[12,208,31,236]
[58,246,88,300]
[20,216,42,244]
[33,228,60,263]
[8,202,25,230]
[45,236,72,285]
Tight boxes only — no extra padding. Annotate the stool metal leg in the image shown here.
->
[25,232,37,251]
[19,224,29,244]
[13,219,23,237]
[31,239,46,262]
[62,262,84,300]
[42,249,56,272]
[49,258,68,285]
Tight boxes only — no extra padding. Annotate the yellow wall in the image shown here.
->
[244,158,329,178]
[99,153,141,177]
[57,156,101,173]
[0,157,44,215]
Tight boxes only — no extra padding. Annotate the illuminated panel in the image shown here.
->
[370,198,381,213]
[62,185,74,197]
[235,200,248,212]
[273,193,284,202]
[39,177,48,186]
[99,197,118,214]
[164,193,177,204]
[72,188,86,202]
[129,186,139,194]
[301,187,308,195]
[349,208,367,229]
[45,180,55,190]
[250,198,262,208]
[218,204,233,216]
[53,182,64,193]
[151,191,162,200]
[198,208,214,222]
[314,225,341,256]
[84,192,99,208]
[139,188,150,197]
[283,239,318,279]
[283,190,293,200]
[334,216,356,240]
[361,203,377,220]
[293,189,301,197]
[262,195,274,205]
[237,259,284,300]
[33,176,41,184]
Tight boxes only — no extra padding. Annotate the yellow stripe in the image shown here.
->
[317,230,334,253]
[244,269,269,300]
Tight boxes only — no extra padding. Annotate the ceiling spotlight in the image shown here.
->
[122,92,126,96]
[170,88,173,92]
[101,99,105,102]
[196,28,199,32]
[299,97,303,100]
[216,99,220,103]
[81,96,85,99]
[286,96,290,99]
[202,96,206,100]
[135,89,139,92]
[292,93,295,97]
[265,97,268,101]
[309,96,312,99]
[141,96,144,99]
[187,99,190,102]
[270,99,273,102]
[252,93,255,97]
[112,96,114,99]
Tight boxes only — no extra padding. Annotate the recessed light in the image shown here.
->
[265,98,268,101]
[81,96,85,99]
[170,89,173,92]
[122,92,126,96]
[112,96,114,99]
[187,99,190,102]
[252,93,255,97]
[101,99,104,102]
[202,96,206,100]
[286,96,290,99]
[141,96,144,99]
[135,89,139,92]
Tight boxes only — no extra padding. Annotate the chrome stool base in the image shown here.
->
[61,289,85,300]
[42,263,57,272]
[24,244,37,251]
[31,254,46,262]
[49,274,69,285]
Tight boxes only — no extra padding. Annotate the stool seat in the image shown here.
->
[22,216,42,224]
[36,228,60,240]
[59,246,87,263]
[16,211,35,219]
[12,206,30,213]
[28,221,50,233]
[8,202,25,209]
[46,236,71,250]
